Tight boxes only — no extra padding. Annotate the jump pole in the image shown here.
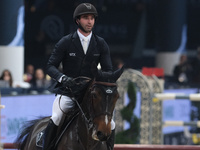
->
[163,121,200,128]
[0,105,5,109]
[1,143,200,150]
[114,144,200,150]
[153,93,200,101]
[0,143,17,149]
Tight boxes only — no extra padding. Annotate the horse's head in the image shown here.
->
[84,64,124,141]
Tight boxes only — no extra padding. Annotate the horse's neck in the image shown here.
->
[80,87,91,118]
[76,112,95,148]
[78,91,91,132]
[75,81,103,149]
[78,95,99,148]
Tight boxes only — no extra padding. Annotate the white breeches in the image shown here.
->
[51,95,75,126]
[51,94,115,130]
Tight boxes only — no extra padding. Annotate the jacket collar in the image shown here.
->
[77,29,92,43]
[72,31,97,55]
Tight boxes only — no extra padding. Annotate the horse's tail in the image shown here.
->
[15,117,45,150]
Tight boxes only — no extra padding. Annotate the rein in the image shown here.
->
[58,76,91,115]
[59,78,118,129]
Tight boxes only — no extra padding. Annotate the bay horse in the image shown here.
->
[15,66,124,150]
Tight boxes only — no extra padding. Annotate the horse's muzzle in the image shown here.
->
[97,131,109,141]
[92,129,109,141]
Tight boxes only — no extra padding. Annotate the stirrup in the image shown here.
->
[36,130,45,148]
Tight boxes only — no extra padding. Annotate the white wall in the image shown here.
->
[156,52,181,76]
[0,46,24,82]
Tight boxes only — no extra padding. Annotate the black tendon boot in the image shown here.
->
[106,129,115,150]
[43,119,58,150]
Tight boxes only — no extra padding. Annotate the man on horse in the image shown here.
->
[44,3,115,150]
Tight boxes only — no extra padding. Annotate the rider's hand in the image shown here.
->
[61,76,76,88]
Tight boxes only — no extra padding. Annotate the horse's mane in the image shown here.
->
[15,117,47,150]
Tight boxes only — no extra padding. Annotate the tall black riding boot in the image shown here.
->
[106,129,115,150]
[43,119,58,150]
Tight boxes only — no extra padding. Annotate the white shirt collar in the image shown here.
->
[77,29,92,42]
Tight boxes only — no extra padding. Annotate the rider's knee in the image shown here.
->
[51,114,62,126]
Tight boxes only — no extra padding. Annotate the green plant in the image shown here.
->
[115,81,140,144]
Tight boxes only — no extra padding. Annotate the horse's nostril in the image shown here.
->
[97,131,103,138]
[97,131,109,141]
[97,131,105,141]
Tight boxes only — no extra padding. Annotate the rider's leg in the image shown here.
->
[51,95,75,126]
[42,119,57,150]
[106,119,115,150]
[43,95,74,150]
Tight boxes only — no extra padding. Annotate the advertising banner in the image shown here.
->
[1,94,55,143]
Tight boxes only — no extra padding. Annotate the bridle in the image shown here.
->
[88,81,118,120]
[71,79,118,129]
[59,77,118,130]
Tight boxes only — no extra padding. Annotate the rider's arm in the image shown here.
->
[46,36,69,81]
[99,38,113,72]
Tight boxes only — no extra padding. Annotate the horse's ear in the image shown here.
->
[113,65,125,82]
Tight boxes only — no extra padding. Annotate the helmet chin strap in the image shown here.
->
[78,23,88,33]
[76,20,92,34]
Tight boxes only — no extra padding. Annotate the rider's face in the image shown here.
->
[77,14,95,33]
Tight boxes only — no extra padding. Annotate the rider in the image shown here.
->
[43,3,115,150]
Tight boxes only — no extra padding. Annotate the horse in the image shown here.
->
[15,66,124,150]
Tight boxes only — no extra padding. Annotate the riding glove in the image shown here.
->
[61,76,76,87]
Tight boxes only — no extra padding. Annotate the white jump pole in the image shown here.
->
[154,93,200,101]
[0,105,5,109]
[163,121,200,128]
[153,93,200,138]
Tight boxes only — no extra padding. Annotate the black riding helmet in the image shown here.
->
[73,3,98,25]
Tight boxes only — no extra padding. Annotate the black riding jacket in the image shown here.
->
[46,31,113,95]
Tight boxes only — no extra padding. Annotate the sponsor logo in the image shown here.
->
[106,89,113,94]
[84,3,92,9]
[69,53,76,56]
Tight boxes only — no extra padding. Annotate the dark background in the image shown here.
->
[1,0,200,70]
